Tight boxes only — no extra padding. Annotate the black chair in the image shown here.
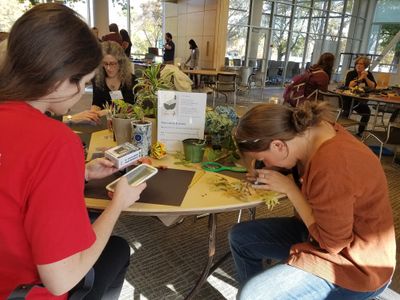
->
[361,122,400,161]
[8,268,94,300]
[233,58,241,66]
[214,73,237,107]
[317,90,360,128]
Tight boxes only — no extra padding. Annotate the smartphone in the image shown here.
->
[106,163,158,192]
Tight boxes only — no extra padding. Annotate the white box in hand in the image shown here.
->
[104,142,141,169]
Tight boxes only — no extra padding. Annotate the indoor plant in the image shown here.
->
[134,63,174,117]
[105,99,145,120]
[205,106,239,150]
[104,100,145,145]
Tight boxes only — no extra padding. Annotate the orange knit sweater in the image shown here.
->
[288,124,396,292]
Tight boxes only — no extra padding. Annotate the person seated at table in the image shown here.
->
[64,110,101,124]
[91,41,137,112]
[283,52,334,106]
[343,56,377,136]
[229,101,395,299]
[101,23,123,46]
[306,52,335,97]
[0,4,147,299]
[120,29,132,58]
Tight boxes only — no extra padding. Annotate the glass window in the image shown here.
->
[228,0,251,26]
[326,12,342,39]
[0,0,31,32]
[374,0,400,23]
[226,0,368,85]
[108,0,127,36]
[65,0,89,23]
[226,0,251,65]
[129,0,162,57]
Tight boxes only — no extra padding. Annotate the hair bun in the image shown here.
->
[291,101,324,132]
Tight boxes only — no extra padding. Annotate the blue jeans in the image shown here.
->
[229,217,390,299]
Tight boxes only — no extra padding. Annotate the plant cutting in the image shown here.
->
[134,64,174,117]
[104,99,144,120]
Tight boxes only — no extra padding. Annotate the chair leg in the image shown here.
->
[378,143,383,160]
[392,147,398,164]
[212,90,216,108]
[237,209,242,223]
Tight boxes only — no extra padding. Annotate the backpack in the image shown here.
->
[283,69,325,107]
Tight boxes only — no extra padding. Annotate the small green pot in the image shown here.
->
[182,138,206,163]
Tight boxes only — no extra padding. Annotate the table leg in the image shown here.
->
[372,101,380,130]
[349,98,355,118]
[248,207,256,220]
[185,213,217,300]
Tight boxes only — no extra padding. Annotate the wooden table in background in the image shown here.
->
[333,89,400,128]
[182,69,237,77]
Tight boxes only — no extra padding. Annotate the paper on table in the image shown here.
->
[157,90,206,152]
[85,168,195,206]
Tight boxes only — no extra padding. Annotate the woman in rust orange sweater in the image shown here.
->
[230,101,396,299]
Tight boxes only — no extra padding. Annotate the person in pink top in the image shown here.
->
[0,4,146,299]
[229,101,396,299]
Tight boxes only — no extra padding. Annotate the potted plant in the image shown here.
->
[105,99,145,120]
[104,100,144,145]
[134,64,174,118]
[205,106,239,150]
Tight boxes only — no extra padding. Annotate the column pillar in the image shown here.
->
[247,0,263,65]
[92,0,109,37]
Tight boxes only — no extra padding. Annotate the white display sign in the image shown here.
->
[157,90,206,152]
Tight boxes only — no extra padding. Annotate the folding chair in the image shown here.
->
[317,90,360,128]
[213,73,237,107]
[361,122,400,161]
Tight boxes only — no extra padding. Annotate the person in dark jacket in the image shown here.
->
[163,32,175,64]
[343,56,377,136]
[120,29,132,58]
[91,41,136,112]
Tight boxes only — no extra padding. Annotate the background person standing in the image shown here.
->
[184,39,200,88]
[163,32,175,64]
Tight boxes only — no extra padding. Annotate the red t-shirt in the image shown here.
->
[0,102,96,299]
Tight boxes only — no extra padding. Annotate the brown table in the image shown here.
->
[85,129,284,299]
[333,89,400,129]
[182,69,237,77]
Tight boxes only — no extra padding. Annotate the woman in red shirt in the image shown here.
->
[0,4,146,299]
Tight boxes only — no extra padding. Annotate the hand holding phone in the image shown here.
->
[106,163,158,192]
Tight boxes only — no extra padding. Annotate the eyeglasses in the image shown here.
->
[103,61,118,68]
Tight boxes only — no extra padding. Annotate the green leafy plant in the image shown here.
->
[205,109,234,135]
[104,99,144,120]
[205,106,240,153]
[134,64,174,117]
